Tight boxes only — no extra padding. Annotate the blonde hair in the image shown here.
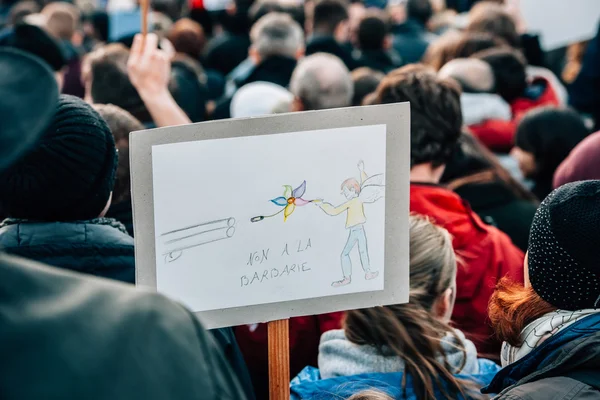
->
[345,215,484,400]
[42,2,80,40]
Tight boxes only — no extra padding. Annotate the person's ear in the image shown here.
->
[383,34,392,50]
[434,287,454,322]
[295,47,305,60]
[291,97,305,112]
[72,30,84,47]
[249,47,261,64]
[334,19,349,43]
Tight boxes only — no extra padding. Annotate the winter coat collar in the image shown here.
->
[0,217,129,235]
[483,313,600,394]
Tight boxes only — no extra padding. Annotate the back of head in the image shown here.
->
[250,12,304,60]
[553,130,600,189]
[345,215,479,400]
[93,104,142,206]
[167,18,205,59]
[374,64,462,167]
[249,0,305,27]
[351,67,384,106]
[438,58,495,93]
[0,94,117,221]
[41,2,81,41]
[406,0,433,26]
[357,11,388,51]
[312,0,349,35]
[466,1,520,48]
[83,44,145,117]
[5,22,67,71]
[231,81,293,118]
[515,107,589,179]
[472,46,526,103]
[290,52,353,110]
[423,30,505,71]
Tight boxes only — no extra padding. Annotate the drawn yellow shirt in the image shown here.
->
[320,197,366,228]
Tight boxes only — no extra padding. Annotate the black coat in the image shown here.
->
[0,253,248,400]
[306,36,360,71]
[0,218,135,283]
[211,55,297,120]
[356,49,402,73]
[204,33,251,76]
[391,19,437,64]
[453,179,537,251]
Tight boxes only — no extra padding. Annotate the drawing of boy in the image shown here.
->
[316,161,380,287]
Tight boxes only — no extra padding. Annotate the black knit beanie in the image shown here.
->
[0,94,117,221]
[528,180,600,310]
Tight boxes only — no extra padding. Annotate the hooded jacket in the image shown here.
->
[0,218,135,283]
[410,184,525,357]
[290,328,500,400]
[483,313,600,399]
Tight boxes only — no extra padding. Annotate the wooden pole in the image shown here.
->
[140,0,149,44]
[268,319,290,400]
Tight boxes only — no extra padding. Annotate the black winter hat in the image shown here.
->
[0,94,118,221]
[528,180,600,310]
[0,23,68,71]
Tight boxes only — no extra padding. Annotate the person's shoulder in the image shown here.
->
[497,377,600,400]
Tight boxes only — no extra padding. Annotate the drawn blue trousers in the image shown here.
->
[341,224,371,278]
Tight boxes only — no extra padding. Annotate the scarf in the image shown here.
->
[318,328,481,379]
[501,309,600,367]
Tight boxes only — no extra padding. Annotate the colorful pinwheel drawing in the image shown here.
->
[251,181,316,223]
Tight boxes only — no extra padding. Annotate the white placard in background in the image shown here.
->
[520,0,600,49]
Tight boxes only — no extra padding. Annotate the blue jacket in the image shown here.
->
[290,360,500,400]
[0,218,135,284]
[483,313,600,399]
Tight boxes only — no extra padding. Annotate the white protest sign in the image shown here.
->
[131,104,410,329]
[519,0,600,50]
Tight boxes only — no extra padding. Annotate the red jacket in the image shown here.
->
[234,312,344,399]
[469,78,560,152]
[410,183,524,357]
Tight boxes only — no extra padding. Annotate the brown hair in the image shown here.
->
[167,18,206,60]
[345,215,483,400]
[423,30,506,71]
[489,278,557,346]
[42,2,81,40]
[466,2,520,48]
[93,104,144,205]
[373,64,462,167]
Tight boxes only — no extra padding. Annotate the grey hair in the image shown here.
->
[250,12,304,59]
[289,53,353,110]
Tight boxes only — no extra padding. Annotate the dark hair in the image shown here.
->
[374,64,462,167]
[423,31,506,71]
[167,18,206,60]
[472,46,527,103]
[406,0,433,26]
[8,1,39,26]
[93,104,143,205]
[515,107,590,180]
[345,215,483,400]
[357,12,388,51]
[312,0,349,35]
[351,67,384,106]
[467,2,520,48]
[441,132,538,203]
[249,0,305,27]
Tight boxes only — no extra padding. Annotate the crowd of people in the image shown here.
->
[0,0,600,398]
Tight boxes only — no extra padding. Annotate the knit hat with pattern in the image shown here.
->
[528,180,600,310]
[0,94,117,221]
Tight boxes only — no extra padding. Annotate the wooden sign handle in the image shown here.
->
[268,319,290,400]
[140,0,149,43]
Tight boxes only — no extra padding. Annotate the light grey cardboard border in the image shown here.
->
[130,102,410,329]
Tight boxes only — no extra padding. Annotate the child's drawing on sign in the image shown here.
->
[251,180,318,223]
[315,161,384,287]
[161,218,236,263]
